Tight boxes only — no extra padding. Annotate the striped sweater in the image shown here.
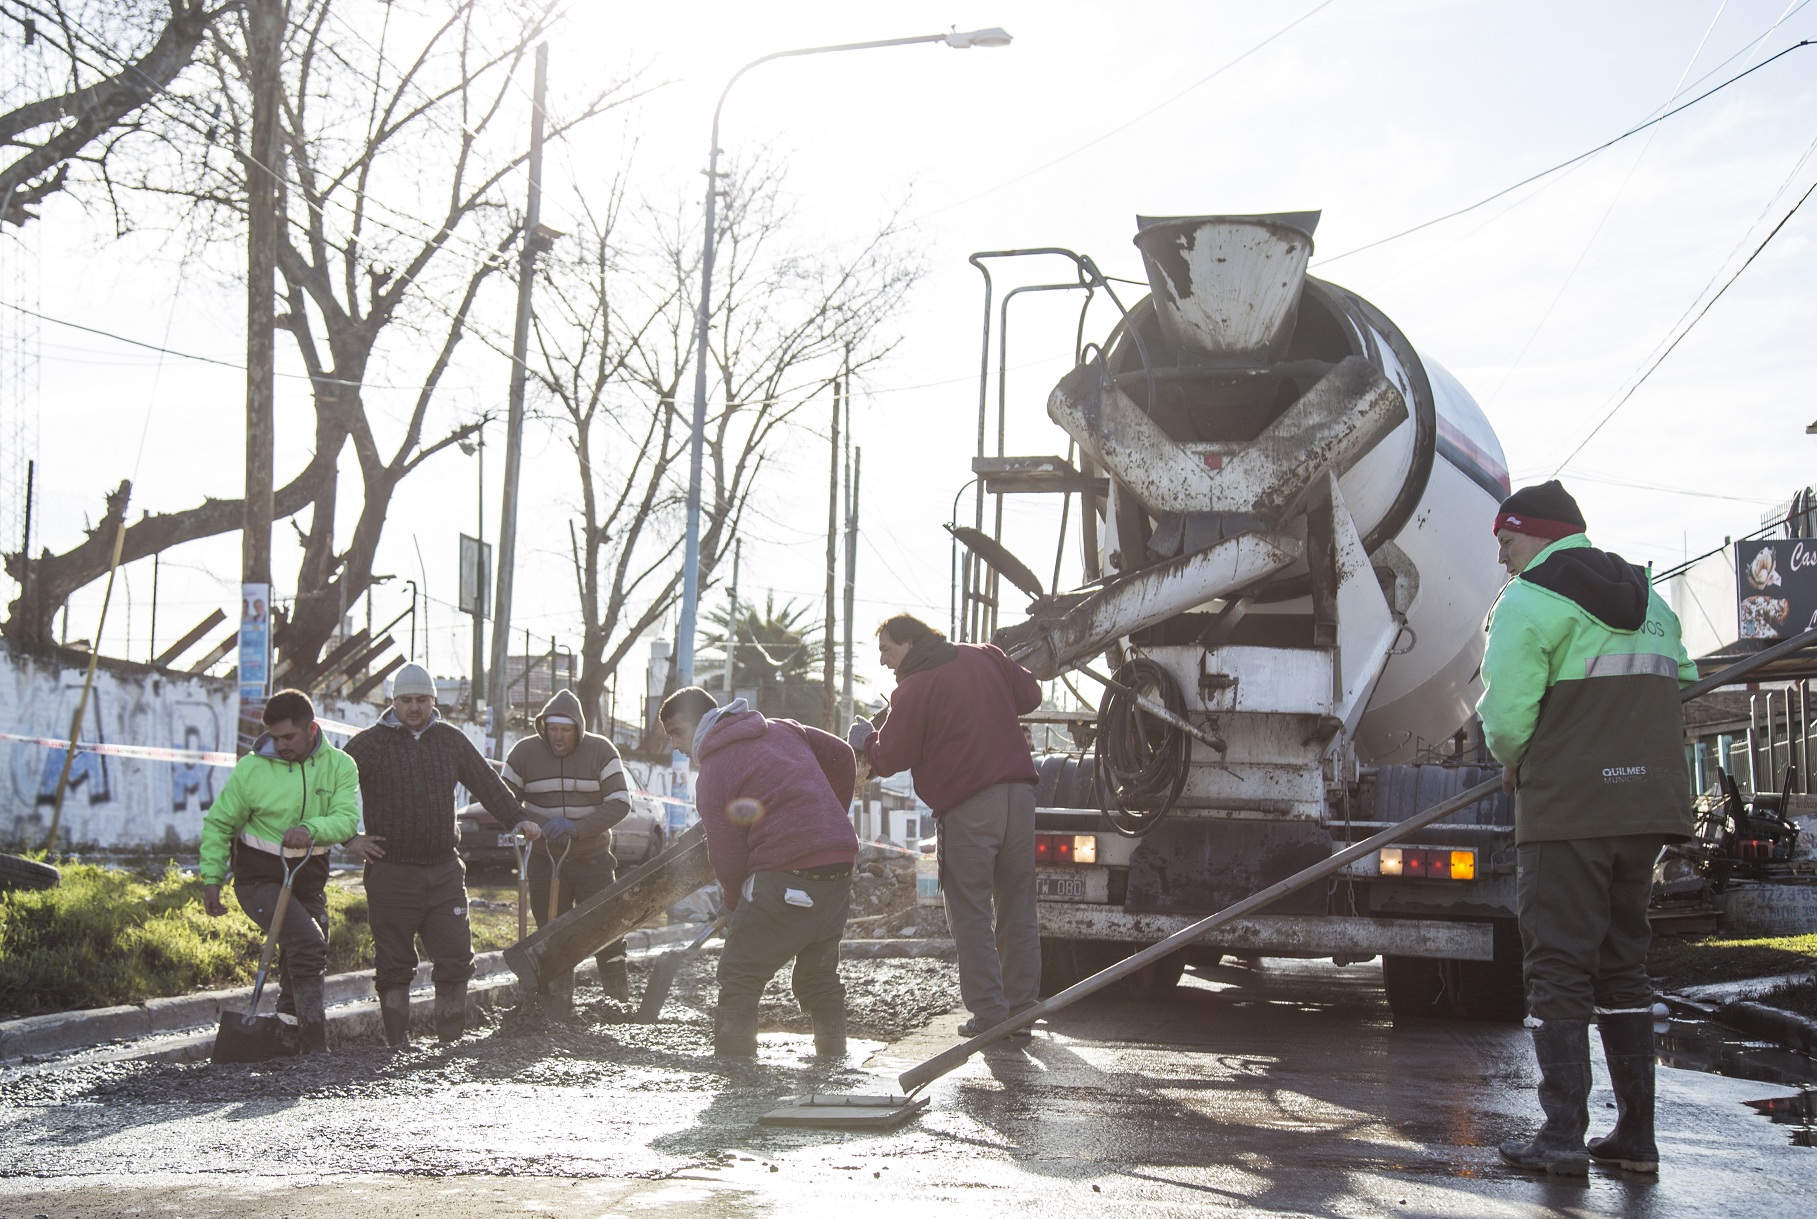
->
[501,689,632,861]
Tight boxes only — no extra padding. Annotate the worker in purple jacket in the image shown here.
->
[660,686,859,1059]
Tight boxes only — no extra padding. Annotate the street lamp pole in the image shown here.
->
[673,27,1011,688]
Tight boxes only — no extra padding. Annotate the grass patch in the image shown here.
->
[1,865,530,1019]
[1648,931,1817,992]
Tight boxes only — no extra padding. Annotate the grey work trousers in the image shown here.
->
[363,856,475,992]
[233,879,329,1015]
[717,869,851,1015]
[938,781,1041,1026]
[1516,834,1667,1022]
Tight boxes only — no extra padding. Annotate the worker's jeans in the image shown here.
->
[718,870,851,1016]
[526,846,626,969]
[1517,834,1667,1021]
[363,856,475,992]
[233,879,329,1014]
[938,781,1041,1026]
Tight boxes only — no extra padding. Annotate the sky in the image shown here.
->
[5,0,1817,720]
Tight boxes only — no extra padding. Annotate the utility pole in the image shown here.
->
[470,425,486,711]
[486,42,548,758]
[240,0,282,746]
[725,537,741,697]
[842,442,861,730]
[822,376,840,730]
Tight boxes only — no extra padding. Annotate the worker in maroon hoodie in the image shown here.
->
[850,613,1042,1041]
[660,686,859,1059]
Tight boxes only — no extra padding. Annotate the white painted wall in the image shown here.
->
[2,641,237,850]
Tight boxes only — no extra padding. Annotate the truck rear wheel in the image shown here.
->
[1381,919,1524,1023]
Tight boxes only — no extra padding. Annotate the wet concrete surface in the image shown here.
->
[3,956,1815,1216]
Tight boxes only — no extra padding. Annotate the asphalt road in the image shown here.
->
[2,956,1813,1217]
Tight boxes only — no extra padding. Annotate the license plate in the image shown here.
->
[495,833,519,847]
[1036,866,1108,903]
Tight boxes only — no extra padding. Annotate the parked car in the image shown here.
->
[614,794,668,868]
[456,797,667,875]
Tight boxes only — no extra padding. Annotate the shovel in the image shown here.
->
[634,914,728,1023]
[513,830,533,941]
[545,838,571,923]
[212,848,306,1064]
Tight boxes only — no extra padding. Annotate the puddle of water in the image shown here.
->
[1657,1016,1817,1149]
[1744,1091,1817,1148]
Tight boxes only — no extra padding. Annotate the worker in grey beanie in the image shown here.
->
[343,662,525,1046]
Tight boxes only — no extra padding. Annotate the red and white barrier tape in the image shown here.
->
[0,729,237,768]
[2,715,507,772]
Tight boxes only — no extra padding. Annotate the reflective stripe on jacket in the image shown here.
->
[1477,534,1695,844]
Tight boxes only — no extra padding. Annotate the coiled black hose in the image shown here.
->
[1092,656,1192,837]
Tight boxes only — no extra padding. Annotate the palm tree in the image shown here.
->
[699,593,823,723]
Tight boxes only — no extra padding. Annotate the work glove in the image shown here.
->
[543,815,578,844]
[846,717,875,752]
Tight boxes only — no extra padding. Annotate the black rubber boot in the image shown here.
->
[434,980,468,1043]
[597,955,631,1003]
[293,975,329,1055]
[379,986,412,1048]
[810,1007,847,1059]
[1588,1012,1659,1173]
[714,996,760,1058]
[1499,1018,1591,1176]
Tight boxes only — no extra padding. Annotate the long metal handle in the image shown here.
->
[514,832,532,941]
[244,850,305,1020]
[899,626,1806,1093]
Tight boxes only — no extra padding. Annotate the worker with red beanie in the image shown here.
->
[1478,479,1694,1177]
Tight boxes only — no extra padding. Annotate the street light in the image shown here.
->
[673,27,1013,687]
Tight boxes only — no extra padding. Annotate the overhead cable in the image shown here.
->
[1317,39,1816,266]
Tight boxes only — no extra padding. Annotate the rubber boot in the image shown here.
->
[379,986,412,1048]
[597,955,631,1003]
[1588,1012,1659,1173]
[293,974,329,1055]
[434,980,468,1043]
[1499,1018,1591,1176]
[810,1007,847,1059]
[714,996,760,1058]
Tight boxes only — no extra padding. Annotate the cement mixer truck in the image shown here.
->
[956,212,1524,1020]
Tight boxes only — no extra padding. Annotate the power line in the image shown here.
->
[1317,38,1817,266]
[1549,174,1817,474]
[916,0,1342,220]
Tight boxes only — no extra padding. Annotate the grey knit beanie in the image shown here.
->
[392,663,436,699]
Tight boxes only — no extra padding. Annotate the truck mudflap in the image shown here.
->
[1036,905,1493,961]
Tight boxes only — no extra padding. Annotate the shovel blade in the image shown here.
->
[634,950,687,1023]
[211,1011,284,1064]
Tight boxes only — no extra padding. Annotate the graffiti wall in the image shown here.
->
[2,641,237,850]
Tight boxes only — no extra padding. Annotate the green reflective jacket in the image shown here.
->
[1477,534,1695,844]
[199,730,362,885]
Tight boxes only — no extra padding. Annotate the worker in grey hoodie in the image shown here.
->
[503,688,634,999]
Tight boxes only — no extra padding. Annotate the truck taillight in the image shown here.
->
[1035,834,1097,864]
[1378,846,1475,880]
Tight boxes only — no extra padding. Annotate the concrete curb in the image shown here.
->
[0,921,706,1066]
[1717,998,1817,1057]
[1671,972,1811,1005]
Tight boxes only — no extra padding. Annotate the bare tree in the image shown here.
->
[0,0,233,227]
[4,1,647,671]
[532,156,919,728]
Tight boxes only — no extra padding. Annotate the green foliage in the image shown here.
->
[0,862,262,1018]
[1648,930,1817,991]
[0,867,538,1017]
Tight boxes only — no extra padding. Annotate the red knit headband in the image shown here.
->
[1492,512,1581,541]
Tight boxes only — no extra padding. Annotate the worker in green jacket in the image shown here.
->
[1477,480,1694,1177]
[199,689,362,1054]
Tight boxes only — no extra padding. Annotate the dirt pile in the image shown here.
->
[846,842,919,922]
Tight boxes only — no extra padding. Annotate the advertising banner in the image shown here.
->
[238,583,270,751]
[459,534,491,619]
[1734,540,1817,640]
